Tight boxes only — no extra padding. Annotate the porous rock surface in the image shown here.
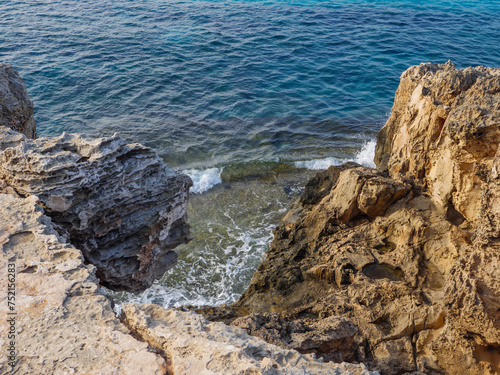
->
[0,193,168,374]
[0,127,192,292]
[121,303,377,375]
[0,64,36,139]
[199,62,500,375]
[0,193,377,375]
[375,60,500,226]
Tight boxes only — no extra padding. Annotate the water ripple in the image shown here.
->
[1,0,499,170]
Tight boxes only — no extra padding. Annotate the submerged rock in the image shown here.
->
[0,127,192,293]
[201,62,500,375]
[0,63,36,139]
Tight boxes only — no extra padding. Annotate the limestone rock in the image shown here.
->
[0,64,36,138]
[375,61,500,225]
[201,63,500,375]
[231,313,358,363]
[0,193,167,374]
[121,303,378,375]
[0,127,192,292]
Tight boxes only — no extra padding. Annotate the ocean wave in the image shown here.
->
[294,139,376,170]
[353,140,376,168]
[183,167,223,194]
[294,156,343,170]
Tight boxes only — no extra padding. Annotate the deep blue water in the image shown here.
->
[2,0,500,307]
[2,0,499,171]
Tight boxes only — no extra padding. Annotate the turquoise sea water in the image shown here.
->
[1,0,499,307]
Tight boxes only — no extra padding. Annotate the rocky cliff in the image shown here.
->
[0,63,195,293]
[199,62,500,375]
[2,62,499,374]
[0,127,192,293]
[0,65,376,374]
[0,64,36,139]
[0,192,376,374]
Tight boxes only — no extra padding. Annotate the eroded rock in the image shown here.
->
[231,313,358,363]
[375,61,500,226]
[0,194,167,374]
[0,127,192,292]
[201,62,500,375]
[0,64,36,138]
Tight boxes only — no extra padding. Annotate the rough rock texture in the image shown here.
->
[375,60,500,226]
[0,65,380,374]
[0,127,192,292]
[0,193,168,374]
[122,303,378,375]
[199,63,500,375]
[0,192,378,375]
[231,313,358,363]
[0,64,36,138]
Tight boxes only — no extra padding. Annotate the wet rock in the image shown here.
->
[0,127,192,293]
[0,64,36,138]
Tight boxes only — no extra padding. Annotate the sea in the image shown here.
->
[1,0,499,309]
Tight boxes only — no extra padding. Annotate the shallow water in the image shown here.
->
[110,170,315,308]
[1,0,499,307]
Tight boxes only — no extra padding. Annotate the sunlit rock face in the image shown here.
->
[375,61,500,226]
[200,62,500,375]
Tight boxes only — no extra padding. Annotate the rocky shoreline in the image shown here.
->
[1,61,499,374]
[200,61,500,375]
[0,64,375,374]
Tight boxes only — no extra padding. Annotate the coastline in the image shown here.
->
[1,61,499,374]
[198,61,500,375]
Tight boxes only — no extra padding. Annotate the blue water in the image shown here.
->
[2,0,499,171]
[1,0,499,307]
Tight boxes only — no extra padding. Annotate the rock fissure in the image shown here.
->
[120,315,173,375]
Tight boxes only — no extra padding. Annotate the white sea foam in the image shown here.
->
[112,214,276,311]
[183,167,223,194]
[353,140,376,168]
[294,139,377,170]
[294,156,343,170]
[108,180,296,313]
[109,142,377,314]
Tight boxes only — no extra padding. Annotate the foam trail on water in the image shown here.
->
[294,139,377,170]
[183,167,223,194]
